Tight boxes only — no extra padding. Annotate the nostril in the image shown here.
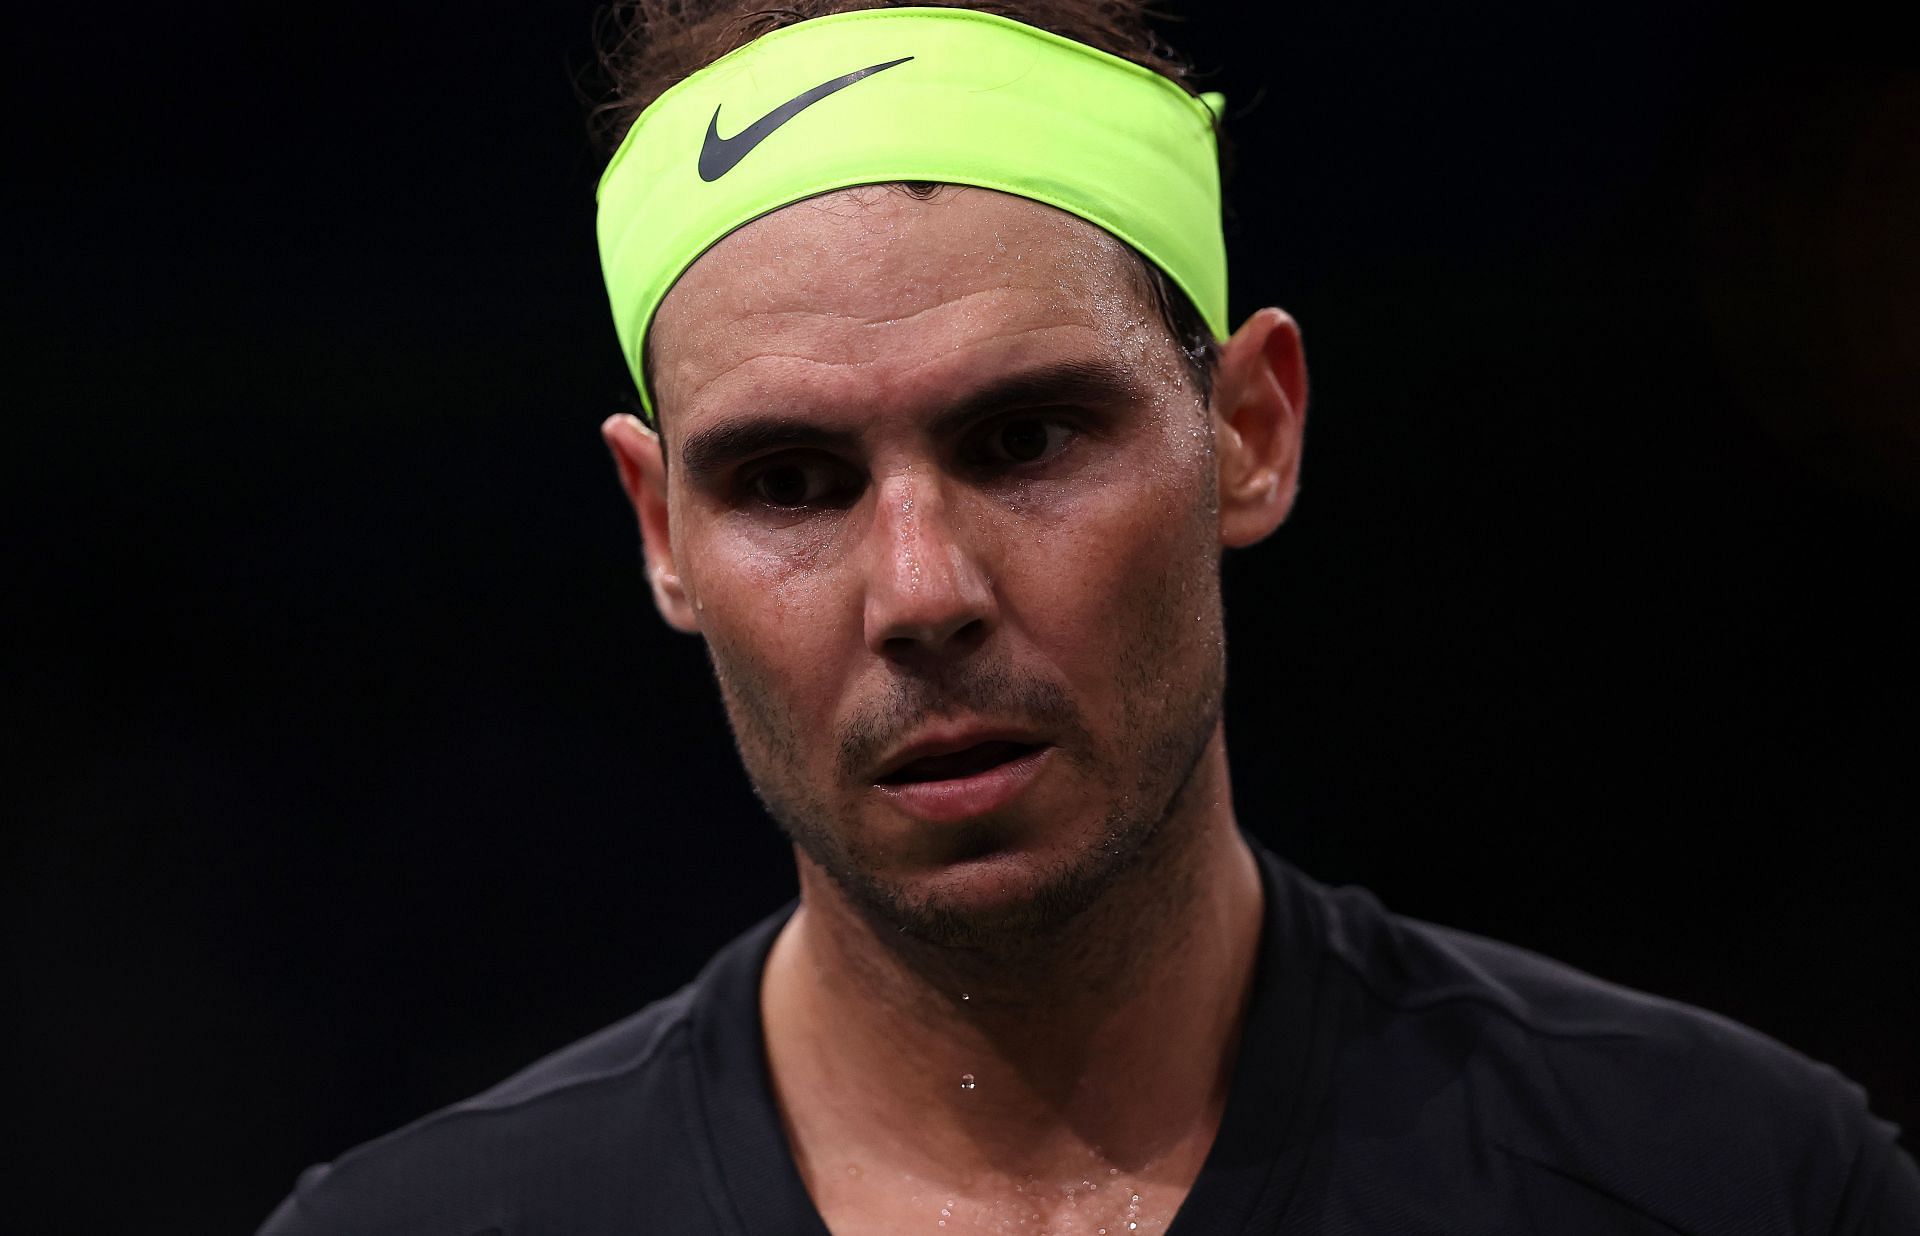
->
[951,617,989,647]
[880,615,989,658]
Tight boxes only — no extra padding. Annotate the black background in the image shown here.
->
[7,2,1916,1231]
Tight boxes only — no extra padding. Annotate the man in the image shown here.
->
[261,2,1918,1232]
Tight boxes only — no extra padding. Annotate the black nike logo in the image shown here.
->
[698,56,915,182]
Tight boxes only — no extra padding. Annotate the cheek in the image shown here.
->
[999,450,1217,688]
[677,479,841,612]
[682,525,862,737]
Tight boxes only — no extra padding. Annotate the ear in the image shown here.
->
[1212,308,1308,549]
[601,413,700,633]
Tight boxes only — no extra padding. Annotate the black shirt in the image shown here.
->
[259,844,1919,1234]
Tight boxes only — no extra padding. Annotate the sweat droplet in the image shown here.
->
[959,1073,976,1090]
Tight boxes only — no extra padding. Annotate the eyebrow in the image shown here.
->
[676,357,1142,485]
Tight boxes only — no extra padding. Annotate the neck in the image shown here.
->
[761,729,1264,1199]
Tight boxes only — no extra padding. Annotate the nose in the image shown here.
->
[862,471,997,657]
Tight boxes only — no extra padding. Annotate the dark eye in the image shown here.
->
[743,456,854,509]
[971,416,1073,466]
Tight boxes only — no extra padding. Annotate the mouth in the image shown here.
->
[871,736,1055,824]
[876,740,1047,785]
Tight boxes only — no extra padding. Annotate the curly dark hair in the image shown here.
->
[590,0,1224,407]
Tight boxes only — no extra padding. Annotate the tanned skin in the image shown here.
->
[604,185,1306,1235]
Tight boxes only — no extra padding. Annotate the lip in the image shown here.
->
[873,726,1048,781]
[870,730,1054,823]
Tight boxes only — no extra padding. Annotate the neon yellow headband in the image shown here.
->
[595,6,1227,423]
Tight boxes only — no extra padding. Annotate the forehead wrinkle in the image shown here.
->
[664,351,874,432]
[678,320,1114,429]
[849,285,1025,330]
[711,288,1031,352]
[662,226,1127,350]
[726,284,1092,357]
[665,275,1112,415]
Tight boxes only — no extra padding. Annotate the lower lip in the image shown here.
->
[874,746,1053,823]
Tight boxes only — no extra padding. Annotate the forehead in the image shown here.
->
[648,186,1161,433]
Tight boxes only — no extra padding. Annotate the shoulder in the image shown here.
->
[257,986,704,1236]
[1299,871,1911,1233]
[253,899,799,1236]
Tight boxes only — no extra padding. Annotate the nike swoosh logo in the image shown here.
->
[698,56,914,182]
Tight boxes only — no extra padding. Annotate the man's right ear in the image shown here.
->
[601,413,701,633]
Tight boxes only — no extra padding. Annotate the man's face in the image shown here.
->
[646,186,1232,946]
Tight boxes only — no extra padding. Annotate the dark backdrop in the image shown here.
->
[7,2,1916,1231]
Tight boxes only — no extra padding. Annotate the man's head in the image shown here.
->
[597,2,1306,951]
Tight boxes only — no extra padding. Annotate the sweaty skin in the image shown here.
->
[603,186,1306,1236]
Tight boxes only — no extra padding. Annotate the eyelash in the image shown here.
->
[963,415,1078,468]
[738,455,860,511]
[733,413,1083,513]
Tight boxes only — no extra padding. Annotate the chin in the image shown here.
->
[816,816,1155,951]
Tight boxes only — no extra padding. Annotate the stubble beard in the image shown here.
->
[705,562,1228,966]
